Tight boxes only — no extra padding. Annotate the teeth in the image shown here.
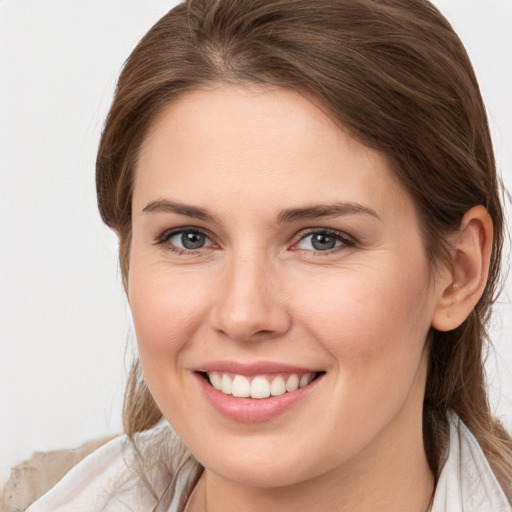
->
[285,374,299,392]
[207,372,316,399]
[299,374,313,388]
[221,373,232,394]
[232,375,251,397]
[270,376,286,396]
[251,376,271,399]
[209,371,222,390]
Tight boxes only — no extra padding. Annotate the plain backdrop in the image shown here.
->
[1,0,511,484]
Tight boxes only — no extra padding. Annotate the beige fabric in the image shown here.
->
[1,435,116,512]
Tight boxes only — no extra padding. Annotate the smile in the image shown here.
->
[196,364,325,422]
[206,371,317,399]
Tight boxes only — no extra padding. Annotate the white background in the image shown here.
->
[1,0,511,485]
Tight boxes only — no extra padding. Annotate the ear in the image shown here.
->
[431,205,493,332]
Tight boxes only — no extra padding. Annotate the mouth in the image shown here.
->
[199,370,324,399]
[195,363,326,422]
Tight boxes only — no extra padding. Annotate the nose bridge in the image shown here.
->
[211,246,290,341]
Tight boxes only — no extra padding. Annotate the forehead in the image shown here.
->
[133,85,412,221]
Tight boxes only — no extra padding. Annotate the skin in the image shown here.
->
[127,84,486,512]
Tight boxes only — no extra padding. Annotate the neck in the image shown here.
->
[189,406,433,512]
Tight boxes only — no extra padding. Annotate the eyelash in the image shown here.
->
[292,229,356,255]
[154,227,356,255]
[154,227,214,255]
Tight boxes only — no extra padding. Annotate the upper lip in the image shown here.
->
[195,360,323,376]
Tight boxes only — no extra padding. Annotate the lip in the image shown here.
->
[196,360,321,376]
[195,361,324,423]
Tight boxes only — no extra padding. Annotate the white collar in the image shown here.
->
[431,412,511,512]
[27,413,511,512]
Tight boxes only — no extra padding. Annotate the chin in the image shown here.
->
[210,461,313,489]
[194,439,334,489]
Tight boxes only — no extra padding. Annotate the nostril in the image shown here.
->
[253,329,275,336]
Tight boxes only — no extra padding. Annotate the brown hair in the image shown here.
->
[96,0,512,498]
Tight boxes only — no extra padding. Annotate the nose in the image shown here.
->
[209,252,292,342]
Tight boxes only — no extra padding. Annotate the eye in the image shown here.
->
[294,230,354,252]
[157,228,213,252]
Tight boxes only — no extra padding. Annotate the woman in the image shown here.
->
[22,0,512,510]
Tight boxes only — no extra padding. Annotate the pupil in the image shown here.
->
[312,233,335,250]
[182,232,205,249]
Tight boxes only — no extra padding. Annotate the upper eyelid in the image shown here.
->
[294,227,355,242]
[291,230,356,257]
[154,226,214,245]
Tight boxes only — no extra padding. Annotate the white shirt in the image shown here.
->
[26,413,512,512]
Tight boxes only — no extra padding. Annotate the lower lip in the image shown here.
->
[197,374,321,423]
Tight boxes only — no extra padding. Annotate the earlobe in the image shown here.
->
[431,205,493,332]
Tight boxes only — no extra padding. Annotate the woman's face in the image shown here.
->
[129,85,443,487]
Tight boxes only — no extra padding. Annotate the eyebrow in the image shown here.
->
[142,199,216,222]
[277,203,381,223]
[142,199,380,223]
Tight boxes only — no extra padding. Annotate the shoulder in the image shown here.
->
[1,434,115,512]
[2,421,182,512]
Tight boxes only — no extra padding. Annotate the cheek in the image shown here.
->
[292,264,433,441]
[294,261,433,374]
[127,262,214,418]
[128,261,209,364]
